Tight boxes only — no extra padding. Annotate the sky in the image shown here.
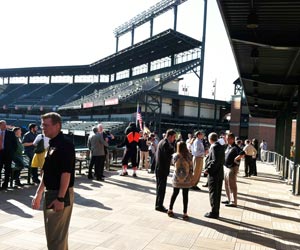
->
[0,0,238,101]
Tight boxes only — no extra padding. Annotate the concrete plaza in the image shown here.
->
[1,161,300,250]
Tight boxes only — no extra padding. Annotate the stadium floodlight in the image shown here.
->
[113,0,188,37]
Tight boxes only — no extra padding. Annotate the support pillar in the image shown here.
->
[197,0,207,129]
[294,88,300,194]
[173,5,178,31]
[275,114,285,176]
[115,36,119,53]
[283,111,292,179]
[276,115,285,155]
[148,18,154,73]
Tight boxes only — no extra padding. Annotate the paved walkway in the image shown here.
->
[1,161,300,250]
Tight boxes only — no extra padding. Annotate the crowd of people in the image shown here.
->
[0,121,49,189]
[153,131,266,220]
[94,122,267,220]
[0,116,271,249]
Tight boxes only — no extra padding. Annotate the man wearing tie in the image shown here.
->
[0,120,17,189]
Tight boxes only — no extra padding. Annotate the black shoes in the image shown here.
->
[120,172,136,177]
[221,200,230,204]
[88,174,93,179]
[167,210,174,217]
[225,203,237,207]
[204,212,219,219]
[120,172,128,176]
[96,177,105,181]
[202,183,208,187]
[191,186,201,191]
[155,206,168,213]
[14,181,24,187]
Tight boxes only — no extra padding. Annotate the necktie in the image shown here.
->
[0,131,3,151]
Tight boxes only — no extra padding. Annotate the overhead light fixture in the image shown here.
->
[247,11,259,29]
[254,104,259,108]
[250,47,259,58]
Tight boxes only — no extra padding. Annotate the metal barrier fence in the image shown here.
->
[264,150,299,195]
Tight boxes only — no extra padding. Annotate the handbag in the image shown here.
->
[34,135,44,154]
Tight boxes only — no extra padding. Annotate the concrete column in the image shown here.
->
[275,118,281,153]
[276,114,285,155]
[294,88,300,194]
[283,112,292,179]
[284,114,292,159]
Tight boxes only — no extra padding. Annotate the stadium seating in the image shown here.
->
[0,84,43,108]
[59,59,200,110]
[0,82,111,110]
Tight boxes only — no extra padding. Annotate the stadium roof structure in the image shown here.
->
[0,29,201,78]
[217,0,300,118]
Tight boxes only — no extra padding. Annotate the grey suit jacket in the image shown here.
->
[87,132,108,156]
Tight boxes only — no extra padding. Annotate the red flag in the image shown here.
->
[137,106,143,130]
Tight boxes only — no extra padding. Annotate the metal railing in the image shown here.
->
[264,150,299,195]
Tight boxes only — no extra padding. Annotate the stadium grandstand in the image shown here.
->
[0,0,231,145]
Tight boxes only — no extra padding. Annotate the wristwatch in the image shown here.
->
[57,197,65,202]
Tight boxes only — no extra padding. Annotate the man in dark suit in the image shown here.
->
[0,120,18,189]
[155,129,176,212]
[204,132,225,219]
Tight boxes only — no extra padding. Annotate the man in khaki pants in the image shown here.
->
[223,133,242,207]
[191,131,205,190]
[32,112,75,250]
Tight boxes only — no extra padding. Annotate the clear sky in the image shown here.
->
[0,0,238,101]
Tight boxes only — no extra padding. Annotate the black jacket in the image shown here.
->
[224,143,241,168]
[155,138,175,177]
[205,141,225,179]
[3,129,17,159]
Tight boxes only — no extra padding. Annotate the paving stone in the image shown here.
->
[0,161,299,250]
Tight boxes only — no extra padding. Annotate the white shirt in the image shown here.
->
[243,144,257,156]
[218,137,225,145]
[33,134,50,149]
[191,138,205,157]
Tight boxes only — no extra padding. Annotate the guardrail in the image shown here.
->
[264,150,299,195]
